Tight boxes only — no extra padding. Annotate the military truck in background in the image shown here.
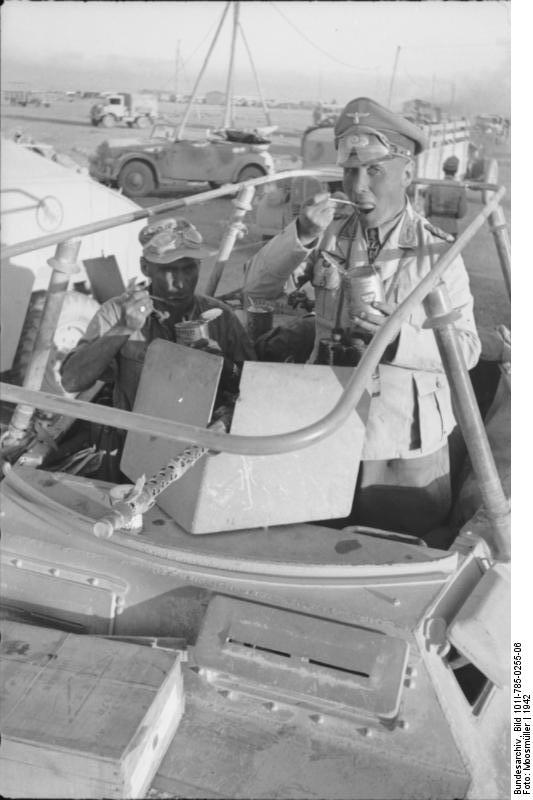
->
[90,93,159,129]
[402,98,442,125]
[473,115,507,139]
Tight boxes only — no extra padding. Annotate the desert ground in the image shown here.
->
[1,97,510,332]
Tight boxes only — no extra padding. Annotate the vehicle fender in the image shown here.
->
[229,161,267,183]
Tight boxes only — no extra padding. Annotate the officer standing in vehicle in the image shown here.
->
[424,155,468,240]
[243,97,481,537]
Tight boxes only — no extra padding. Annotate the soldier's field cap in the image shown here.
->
[443,155,460,172]
[335,97,427,167]
[139,217,212,263]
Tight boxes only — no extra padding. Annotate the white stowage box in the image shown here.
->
[121,340,367,534]
[0,621,185,799]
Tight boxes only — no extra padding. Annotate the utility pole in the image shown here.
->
[430,73,436,106]
[223,1,240,129]
[239,23,272,126]
[175,40,181,101]
[449,80,456,119]
[387,45,401,108]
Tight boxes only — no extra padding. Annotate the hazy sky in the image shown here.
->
[1,0,511,110]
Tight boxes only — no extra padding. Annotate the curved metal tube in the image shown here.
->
[0,169,339,261]
[0,187,505,457]
[412,177,500,192]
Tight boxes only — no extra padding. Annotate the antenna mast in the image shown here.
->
[223,1,240,129]
[239,22,271,126]
[175,39,181,100]
[177,1,231,139]
[387,45,401,108]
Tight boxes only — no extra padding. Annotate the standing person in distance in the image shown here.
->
[424,155,468,241]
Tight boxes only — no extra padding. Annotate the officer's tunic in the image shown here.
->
[244,202,480,534]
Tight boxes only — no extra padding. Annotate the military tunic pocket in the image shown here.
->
[414,372,453,452]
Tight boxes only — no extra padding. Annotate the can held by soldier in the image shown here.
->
[174,320,209,345]
[247,305,274,342]
[346,267,386,321]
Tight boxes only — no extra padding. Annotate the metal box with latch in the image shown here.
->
[121,340,367,533]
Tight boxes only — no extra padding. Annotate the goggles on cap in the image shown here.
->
[336,128,413,167]
[139,216,203,247]
[142,222,207,263]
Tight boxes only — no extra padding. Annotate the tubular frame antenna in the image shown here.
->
[177,0,232,139]
[223,1,241,129]
[177,0,271,137]
[238,22,272,126]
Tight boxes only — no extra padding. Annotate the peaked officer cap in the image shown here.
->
[335,97,427,167]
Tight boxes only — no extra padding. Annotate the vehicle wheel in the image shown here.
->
[135,116,150,129]
[208,181,221,190]
[118,160,156,197]
[9,291,100,396]
[102,114,116,128]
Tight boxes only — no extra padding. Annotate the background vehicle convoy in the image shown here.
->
[89,92,159,129]
[89,122,275,196]
[0,128,512,798]
[474,114,507,138]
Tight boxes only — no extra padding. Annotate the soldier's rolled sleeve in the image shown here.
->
[243,221,313,302]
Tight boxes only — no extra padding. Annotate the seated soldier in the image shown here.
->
[61,217,255,409]
[424,155,468,240]
[60,218,255,478]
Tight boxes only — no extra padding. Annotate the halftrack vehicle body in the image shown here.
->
[0,164,512,799]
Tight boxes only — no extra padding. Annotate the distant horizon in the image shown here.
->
[1,1,510,116]
[1,54,510,118]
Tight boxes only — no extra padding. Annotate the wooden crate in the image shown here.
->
[0,621,185,799]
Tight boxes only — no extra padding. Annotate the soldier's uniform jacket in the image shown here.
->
[244,201,481,461]
[63,294,256,412]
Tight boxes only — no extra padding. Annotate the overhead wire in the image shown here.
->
[182,17,223,65]
[268,1,375,72]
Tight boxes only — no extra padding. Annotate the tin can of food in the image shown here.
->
[246,305,274,342]
[346,267,386,321]
[174,320,209,345]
